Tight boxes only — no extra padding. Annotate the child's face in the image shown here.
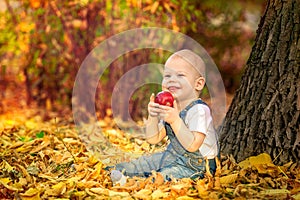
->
[162,56,205,103]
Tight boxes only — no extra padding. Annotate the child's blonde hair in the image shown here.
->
[169,49,206,78]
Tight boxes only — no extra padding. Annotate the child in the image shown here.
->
[111,49,219,184]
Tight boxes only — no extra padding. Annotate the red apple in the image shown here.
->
[154,91,174,107]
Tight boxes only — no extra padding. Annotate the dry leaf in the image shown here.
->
[109,190,131,198]
[20,188,40,198]
[89,187,109,195]
[30,137,50,153]
[9,141,24,149]
[77,180,101,189]
[260,189,290,197]
[1,112,299,199]
[85,162,103,180]
[70,191,86,198]
[171,184,189,195]
[195,179,209,196]
[238,153,274,168]
[151,189,168,199]
[292,192,300,200]
[25,120,38,129]
[0,178,17,191]
[176,196,196,200]
[153,172,164,187]
[44,182,67,196]
[133,188,152,199]
[15,164,33,183]
[220,173,238,185]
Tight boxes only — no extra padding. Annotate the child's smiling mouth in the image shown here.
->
[168,86,179,92]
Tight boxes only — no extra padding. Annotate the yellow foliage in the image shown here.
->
[20,188,41,199]
[133,188,152,199]
[44,182,67,196]
[238,153,281,174]
[293,193,300,200]
[0,112,299,199]
[17,22,35,33]
[29,0,41,9]
[177,196,196,200]
[220,173,238,185]
[238,153,273,167]
[151,189,168,199]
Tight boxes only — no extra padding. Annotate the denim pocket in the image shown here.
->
[186,158,205,172]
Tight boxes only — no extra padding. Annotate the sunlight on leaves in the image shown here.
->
[0,112,299,199]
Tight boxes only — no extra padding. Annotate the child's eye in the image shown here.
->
[164,74,171,78]
[178,74,185,77]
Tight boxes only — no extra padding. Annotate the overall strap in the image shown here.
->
[180,99,220,160]
[179,99,208,121]
[165,99,208,158]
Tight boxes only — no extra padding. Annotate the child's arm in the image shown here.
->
[170,118,205,152]
[159,101,205,152]
[145,116,166,144]
[145,94,166,144]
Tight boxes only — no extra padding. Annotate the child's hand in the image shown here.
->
[148,93,162,117]
[158,100,180,124]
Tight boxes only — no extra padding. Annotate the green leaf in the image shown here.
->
[36,131,45,138]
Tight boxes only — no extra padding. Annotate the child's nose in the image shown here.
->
[168,74,178,81]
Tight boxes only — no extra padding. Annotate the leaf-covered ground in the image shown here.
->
[0,110,300,200]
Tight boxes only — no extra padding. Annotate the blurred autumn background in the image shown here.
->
[0,0,266,121]
[2,1,300,199]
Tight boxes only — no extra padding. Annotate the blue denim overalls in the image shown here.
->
[115,99,218,180]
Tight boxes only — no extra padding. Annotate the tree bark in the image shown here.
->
[219,0,300,165]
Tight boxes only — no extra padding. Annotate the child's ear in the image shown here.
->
[194,77,205,91]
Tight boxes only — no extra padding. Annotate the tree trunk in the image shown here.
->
[219,0,300,165]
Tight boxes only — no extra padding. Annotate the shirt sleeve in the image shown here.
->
[185,104,209,135]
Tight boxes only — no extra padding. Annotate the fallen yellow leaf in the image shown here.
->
[1,160,14,171]
[30,137,51,153]
[44,182,66,196]
[220,173,238,185]
[171,184,189,195]
[88,187,109,195]
[260,189,290,196]
[176,196,195,200]
[292,192,300,200]
[71,191,86,198]
[151,189,168,199]
[25,120,38,129]
[85,162,103,180]
[20,188,40,197]
[109,190,131,197]
[0,178,11,187]
[195,179,209,196]
[77,180,101,189]
[238,153,273,169]
[133,188,152,199]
